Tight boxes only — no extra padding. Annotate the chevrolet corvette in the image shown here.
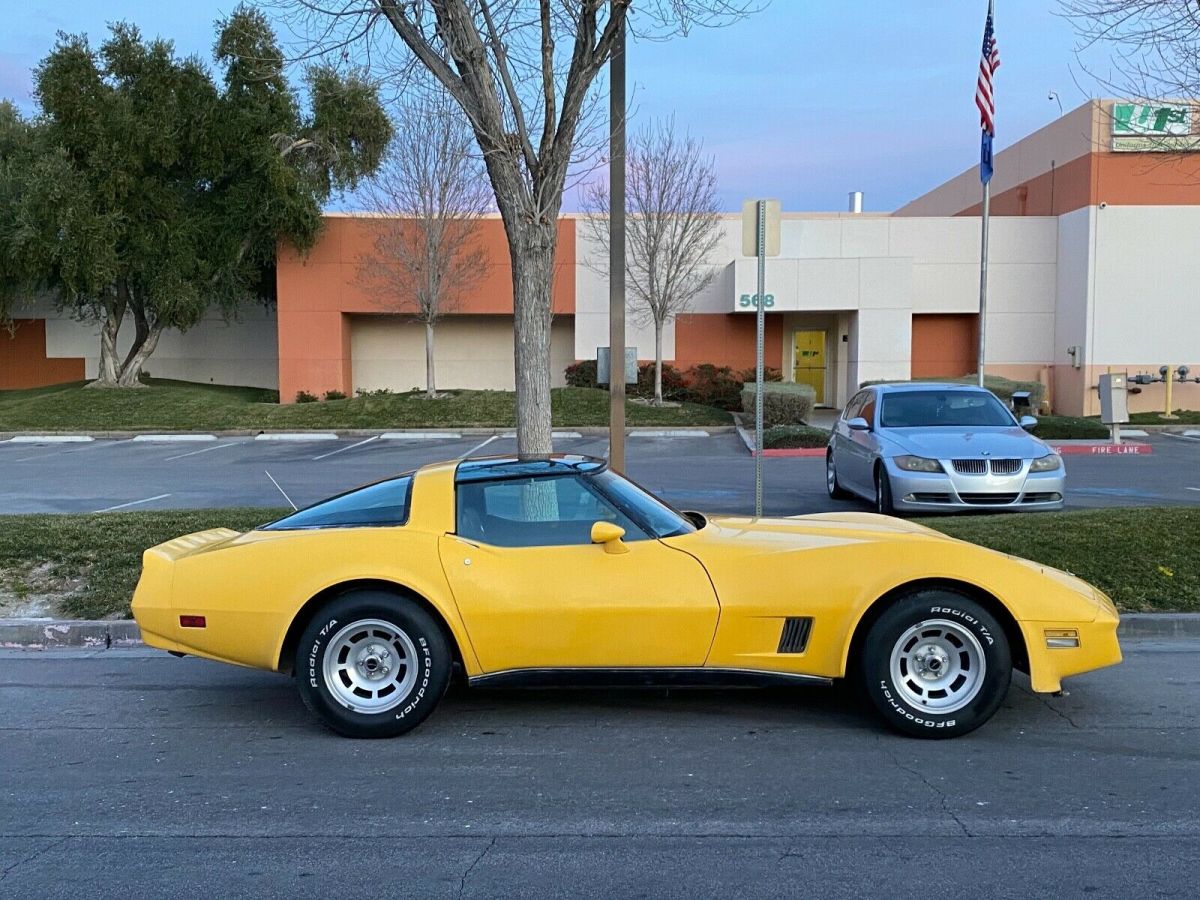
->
[131,455,1122,738]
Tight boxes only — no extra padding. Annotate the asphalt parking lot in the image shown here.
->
[1,430,1198,515]
[1,640,1197,898]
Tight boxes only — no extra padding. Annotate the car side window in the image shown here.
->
[859,393,877,427]
[843,391,867,421]
[456,475,650,548]
[262,476,413,530]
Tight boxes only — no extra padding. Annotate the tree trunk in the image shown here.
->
[121,298,151,374]
[95,304,123,387]
[509,222,557,457]
[425,321,436,400]
[654,320,665,406]
[116,324,163,387]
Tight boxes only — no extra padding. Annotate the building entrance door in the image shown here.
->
[792,330,826,404]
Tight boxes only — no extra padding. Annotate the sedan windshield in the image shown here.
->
[880,390,1015,428]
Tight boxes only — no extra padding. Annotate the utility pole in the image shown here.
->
[608,18,627,472]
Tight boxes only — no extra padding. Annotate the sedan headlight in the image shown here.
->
[893,455,944,473]
[1030,453,1062,472]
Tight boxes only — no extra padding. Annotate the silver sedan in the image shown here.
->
[826,383,1065,514]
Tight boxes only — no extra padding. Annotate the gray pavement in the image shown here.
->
[1,640,1198,898]
[1,431,1198,515]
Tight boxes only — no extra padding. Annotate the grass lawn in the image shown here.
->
[0,379,732,431]
[763,425,830,449]
[1127,409,1200,425]
[1,506,1194,620]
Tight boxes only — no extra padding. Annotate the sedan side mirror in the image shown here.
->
[847,416,871,432]
[591,521,629,554]
[1019,415,1038,431]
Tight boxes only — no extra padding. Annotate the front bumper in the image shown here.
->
[1022,596,1123,694]
[885,457,1065,513]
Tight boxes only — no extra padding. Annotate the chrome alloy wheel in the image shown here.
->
[888,619,986,714]
[826,457,837,493]
[322,618,419,714]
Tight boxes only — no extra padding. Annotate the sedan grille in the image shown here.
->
[952,459,988,475]
[959,493,1020,505]
[952,458,1023,476]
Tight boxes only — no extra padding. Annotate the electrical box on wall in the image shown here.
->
[1098,373,1129,424]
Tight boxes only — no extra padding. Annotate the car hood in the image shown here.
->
[667,511,952,556]
[880,426,1049,459]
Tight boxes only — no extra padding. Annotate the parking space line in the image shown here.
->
[163,441,244,462]
[313,435,379,461]
[1187,487,1200,492]
[459,435,499,459]
[94,493,172,513]
[1161,432,1200,443]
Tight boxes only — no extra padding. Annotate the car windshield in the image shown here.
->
[879,390,1015,428]
[591,470,697,539]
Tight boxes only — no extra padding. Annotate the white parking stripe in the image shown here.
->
[1162,432,1200,443]
[94,493,172,513]
[459,435,499,459]
[163,441,243,462]
[313,435,380,461]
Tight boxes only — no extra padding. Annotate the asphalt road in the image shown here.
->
[1,431,1199,515]
[1,640,1197,898]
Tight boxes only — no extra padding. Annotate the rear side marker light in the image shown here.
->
[1045,629,1079,649]
[179,615,207,629]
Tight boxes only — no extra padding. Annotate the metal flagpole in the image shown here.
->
[608,18,627,471]
[754,200,766,517]
[977,180,990,389]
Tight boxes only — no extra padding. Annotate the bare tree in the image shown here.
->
[359,93,493,398]
[582,118,722,405]
[276,0,760,455]
[1063,2,1200,108]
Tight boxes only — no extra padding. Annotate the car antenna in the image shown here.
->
[265,470,297,511]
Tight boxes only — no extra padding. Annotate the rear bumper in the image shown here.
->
[885,459,1065,513]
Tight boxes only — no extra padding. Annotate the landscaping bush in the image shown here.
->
[736,366,783,383]
[741,381,816,428]
[323,389,347,401]
[1028,415,1110,439]
[763,424,829,449]
[564,359,599,389]
[633,362,686,401]
[295,390,318,403]
[683,364,743,410]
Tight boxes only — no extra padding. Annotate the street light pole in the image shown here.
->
[608,15,627,473]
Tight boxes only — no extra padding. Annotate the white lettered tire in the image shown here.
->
[861,590,1011,738]
[295,591,451,738]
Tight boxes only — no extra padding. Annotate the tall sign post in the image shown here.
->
[742,199,781,517]
[608,19,627,472]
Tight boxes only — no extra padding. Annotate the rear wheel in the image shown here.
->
[874,465,895,515]
[295,590,451,738]
[860,590,1011,738]
[826,451,850,499]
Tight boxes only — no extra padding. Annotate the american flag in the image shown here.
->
[976,1,1001,135]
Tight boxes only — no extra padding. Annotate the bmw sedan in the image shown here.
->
[826,383,1065,514]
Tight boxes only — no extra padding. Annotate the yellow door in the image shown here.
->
[793,330,826,404]
[439,535,720,671]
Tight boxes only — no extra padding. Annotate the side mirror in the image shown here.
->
[1019,415,1038,431]
[847,416,871,432]
[590,521,629,554]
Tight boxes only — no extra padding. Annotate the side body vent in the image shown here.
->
[777,617,814,654]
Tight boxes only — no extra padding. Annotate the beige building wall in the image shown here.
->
[14,296,279,389]
[350,314,574,393]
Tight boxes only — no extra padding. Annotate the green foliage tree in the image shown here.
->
[0,6,390,387]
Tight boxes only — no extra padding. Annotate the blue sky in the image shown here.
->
[0,1,1100,212]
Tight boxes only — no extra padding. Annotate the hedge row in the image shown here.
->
[741,381,816,428]
[565,360,782,411]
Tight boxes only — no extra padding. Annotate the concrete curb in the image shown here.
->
[0,426,737,441]
[3,613,1196,651]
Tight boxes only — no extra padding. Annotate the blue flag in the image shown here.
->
[980,130,994,185]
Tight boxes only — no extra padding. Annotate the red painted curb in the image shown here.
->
[1051,443,1153,455]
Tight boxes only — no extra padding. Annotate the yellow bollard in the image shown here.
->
[1161,366,1178,420]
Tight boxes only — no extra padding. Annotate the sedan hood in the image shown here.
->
[880,426,1049,460]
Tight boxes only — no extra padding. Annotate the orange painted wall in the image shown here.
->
[276,216,576,401]
[0,319,86,390]
[673,314,784,371]
[911,314,977,378]
[959,151,1200,217]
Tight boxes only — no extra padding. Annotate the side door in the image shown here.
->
[438,474,720,673]
[840,390,879,493]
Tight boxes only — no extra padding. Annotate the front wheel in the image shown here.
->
[826,451,850,499]
[860,591,1012,738]
[874,465,895,515]
[295,591,451,738]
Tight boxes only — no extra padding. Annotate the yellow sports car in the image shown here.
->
[131,455,1121,739]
